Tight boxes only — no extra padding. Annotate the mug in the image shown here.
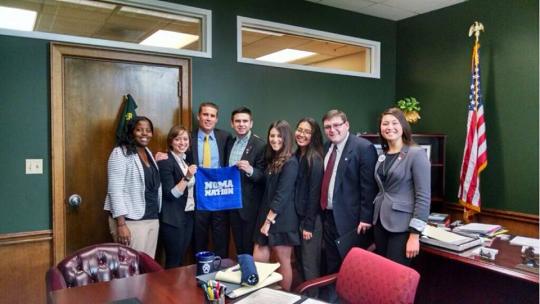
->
[195,251,222,275]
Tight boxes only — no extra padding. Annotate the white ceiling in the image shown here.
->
[307,0,467,21]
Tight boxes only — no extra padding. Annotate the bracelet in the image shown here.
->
[117,223,126,227]
[266,217,276,224]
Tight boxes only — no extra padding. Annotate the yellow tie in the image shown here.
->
[203,135,211,168]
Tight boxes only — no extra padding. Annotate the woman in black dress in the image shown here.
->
[253,120,299,291]
[293,117,324,288]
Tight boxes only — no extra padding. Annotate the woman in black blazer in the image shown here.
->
[254,120,299,291]
[293,117,324,288]
[158,125,197,268]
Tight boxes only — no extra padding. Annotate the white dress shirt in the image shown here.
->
[324,132,350,210]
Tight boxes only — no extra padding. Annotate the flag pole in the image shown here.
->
[459,21,487,223]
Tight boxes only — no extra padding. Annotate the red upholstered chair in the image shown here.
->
[46,243,163,293]
[295,248,420,304]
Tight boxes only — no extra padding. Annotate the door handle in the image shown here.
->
[68,194,82,207]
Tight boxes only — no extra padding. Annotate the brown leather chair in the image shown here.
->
[46,243,163,293]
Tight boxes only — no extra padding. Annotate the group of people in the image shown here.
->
[103,102,431,291]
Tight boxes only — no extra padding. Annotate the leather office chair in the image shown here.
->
[46,243,163,293]
[295,248,420,304]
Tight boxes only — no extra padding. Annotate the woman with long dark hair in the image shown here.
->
[253,120,299,291]
[104,116,162,258]
[158,125,197,268]
[293,118,324,289]
[372,108,430,265]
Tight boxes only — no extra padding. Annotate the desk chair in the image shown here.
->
[46,243,163,293]
[295,248,420,304]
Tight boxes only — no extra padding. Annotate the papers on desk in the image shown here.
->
[510,236,540,248]
[235,288,301,304]
[453,223,501,235]
[215,262,280,285]
[421,225,482,251]
[234,288,329,304]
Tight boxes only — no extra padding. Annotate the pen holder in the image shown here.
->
[205,293,225,304]
[201,279,226,304]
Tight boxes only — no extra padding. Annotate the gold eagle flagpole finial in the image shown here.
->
[468,21,484,43]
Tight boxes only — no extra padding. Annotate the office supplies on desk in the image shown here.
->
[421,225,482,252]
[215,262,279,285]
[510,236,540,248]
[453,223,502,235]
[200,279,226,304]
[196,251,222,275]
[197,263,283,298]
[238,254,259,286]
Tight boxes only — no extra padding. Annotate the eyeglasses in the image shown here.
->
[323,121,345,131]
[296,128,312,135]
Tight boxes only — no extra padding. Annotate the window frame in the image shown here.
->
[0,0,212,58]
[237,16,381,78]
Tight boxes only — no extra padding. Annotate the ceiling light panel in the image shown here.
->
[0,6,37,31]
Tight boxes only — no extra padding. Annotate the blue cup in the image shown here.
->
[195,251,222,275]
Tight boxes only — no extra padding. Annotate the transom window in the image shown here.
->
[0,0,212,58]
[237,16,380,78]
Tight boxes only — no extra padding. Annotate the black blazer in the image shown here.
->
[226,134,266,221]
[158,151,192,228]
[189,128,232,167]
[325,134,378,236]
[257,156,299,233]
[294,153,323,232]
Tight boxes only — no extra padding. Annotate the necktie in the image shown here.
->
[320,145,337,210]
[203,135,211,168]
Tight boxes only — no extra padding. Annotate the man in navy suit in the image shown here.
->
[191,102,233,258]
[320,109,378,274]
[226,107,266,255]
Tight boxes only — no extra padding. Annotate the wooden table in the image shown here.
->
[49,264,206,304]
[421,237,538,284]
[414,237,539,304]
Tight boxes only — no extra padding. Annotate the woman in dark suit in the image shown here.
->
[158,125,197,268]
[372,108,431,266]
[293,118,324,287]
[253,120,299,291]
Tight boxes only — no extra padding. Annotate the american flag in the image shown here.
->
[458,40,488,219]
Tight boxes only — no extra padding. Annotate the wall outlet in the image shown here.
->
[26,159,43,174]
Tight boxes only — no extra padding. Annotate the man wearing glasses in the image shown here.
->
[320,109,378,274]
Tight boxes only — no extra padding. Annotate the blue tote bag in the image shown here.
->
[195,166,242,211]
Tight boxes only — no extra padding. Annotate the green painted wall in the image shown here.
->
[396,0,538,214]
[0,0,396,233]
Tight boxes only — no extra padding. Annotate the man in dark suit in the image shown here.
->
[320,109,378,274]
[191,102,233,258]
[226,107,266,255]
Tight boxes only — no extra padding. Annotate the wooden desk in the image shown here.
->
[49,264,205,304]
[421,237,538,284]
[414,237,539,304]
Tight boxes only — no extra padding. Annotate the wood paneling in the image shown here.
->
[443,202,539,237]
[0,230,52,304]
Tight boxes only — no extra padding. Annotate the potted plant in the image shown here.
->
[396,97,421,124]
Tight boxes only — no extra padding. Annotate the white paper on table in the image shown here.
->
[423,225,473,244]
[234,287,301,304]
[510,236,540,248]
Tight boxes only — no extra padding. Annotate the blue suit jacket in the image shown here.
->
[326,134,378,236]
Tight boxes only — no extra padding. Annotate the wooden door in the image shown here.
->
[51,44,191,263]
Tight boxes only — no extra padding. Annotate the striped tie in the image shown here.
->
[203,135,211,168]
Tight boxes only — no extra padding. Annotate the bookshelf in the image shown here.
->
[358,133,447,203]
